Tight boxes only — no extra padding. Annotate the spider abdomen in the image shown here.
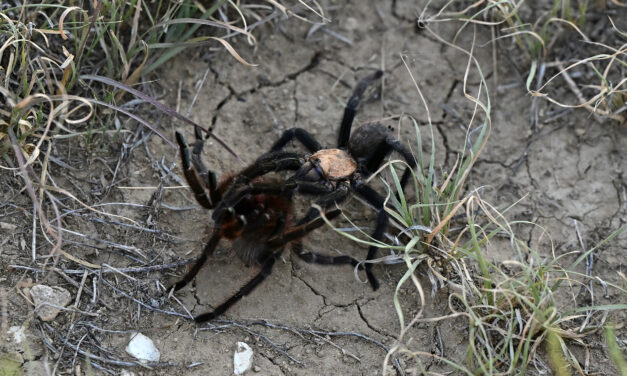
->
[348,123,394,162]
[219,189,292,265]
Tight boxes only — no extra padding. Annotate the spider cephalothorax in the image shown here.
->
[303,149,357,181]
[171,70,416,322]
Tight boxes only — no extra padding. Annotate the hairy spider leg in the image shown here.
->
[190,149,305,223]
[352,184,388,291]
[176,130,218,209]
[194,252,279,323]
[191,126,220,203]
[268,70,383,154]
[238,150,304,180]
[294,182,351,224]
[291,242,361,268]
[270,127,322,152]
[178,127,305,210]
[192,209,342,323]
[337,70,384,149]
[216,150,304,213]
[170,230,221,292]
[272,208,361,269]
[290,183,382,289]
[267,208,342,247]
[293,185,350,224]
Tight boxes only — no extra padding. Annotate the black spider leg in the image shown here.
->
[365,135,417,193]
[194,208,342,323]
[176,129,218,209]
[338,70,384,149]
[267,195,363,267]
[294,182,351,225]
[291,241,361,268]
[270,127,322,153]
[287,184,382,288]
[353,183,388,291]
[194,251,280,323]
[170,229,221,292]
[268,208,342,247]
[268,207,362,267]
[191,125,219,201]
[236,150,304,183]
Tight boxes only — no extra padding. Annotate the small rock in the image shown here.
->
[234,342,253,375]
[0,221,17,230]
[8,326,26,344]
[253,365,261,372]
[125,333,160,363]
[29,285,72,321]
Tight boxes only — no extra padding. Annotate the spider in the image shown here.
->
[170,128,362,322]
[170,70,416,322]
[213,69,416,291]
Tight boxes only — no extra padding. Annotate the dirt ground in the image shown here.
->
[1,1,626,375]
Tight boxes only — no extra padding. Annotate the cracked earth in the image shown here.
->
[1,0,625,375]
[141,2,625,373]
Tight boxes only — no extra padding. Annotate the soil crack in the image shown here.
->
[356,303,398,341]
[290,263,329,307]
[258,351,288,375]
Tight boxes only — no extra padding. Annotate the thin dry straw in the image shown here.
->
[81,74,244,165]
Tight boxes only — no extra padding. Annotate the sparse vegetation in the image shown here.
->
[368,1,626,374]
[420,0,626,123]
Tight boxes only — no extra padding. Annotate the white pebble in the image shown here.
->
[125,333,160,363]
[233,342,253,375]
[8,326,25,344]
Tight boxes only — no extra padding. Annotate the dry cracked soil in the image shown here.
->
[1,1,626,375]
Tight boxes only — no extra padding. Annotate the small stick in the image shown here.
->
[31,205,37,261]
[70,270,89,322]
[102,263,137,281]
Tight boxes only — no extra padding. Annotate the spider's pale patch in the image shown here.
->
[310,149,357,180]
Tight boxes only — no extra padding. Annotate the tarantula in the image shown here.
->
[171,70,416,322]
[170,129,361,322]
[213,70,416,290]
